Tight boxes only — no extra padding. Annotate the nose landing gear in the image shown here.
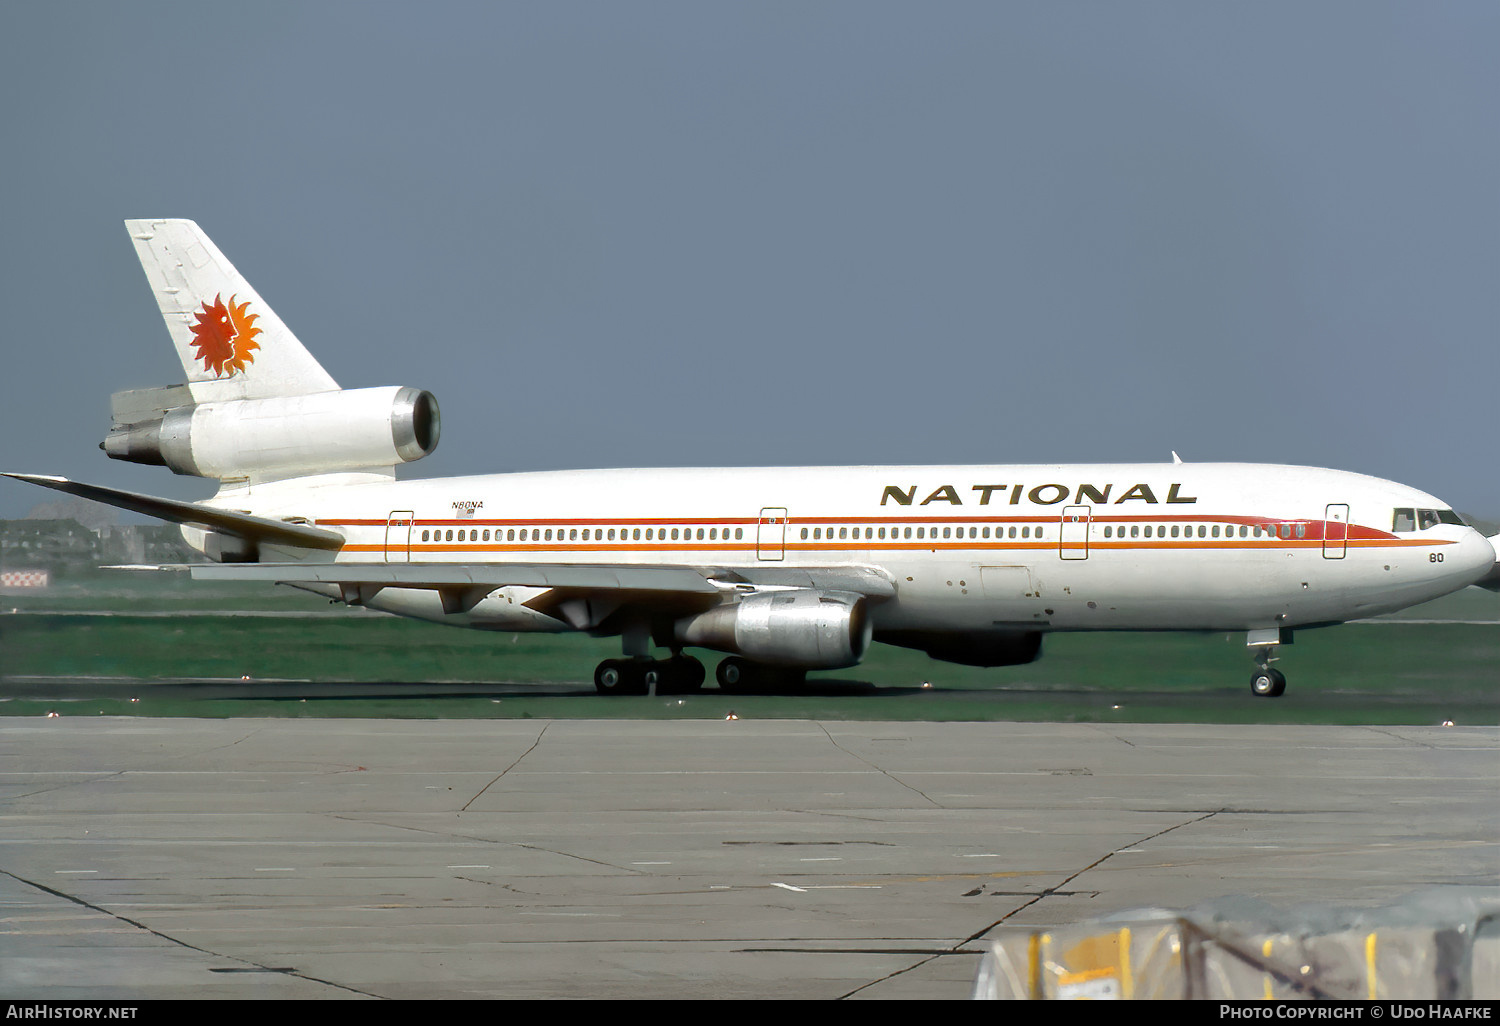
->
[1249,644,1286,697]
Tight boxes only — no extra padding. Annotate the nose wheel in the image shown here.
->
[1249,645,1287,698]
[1250,667,1286,697]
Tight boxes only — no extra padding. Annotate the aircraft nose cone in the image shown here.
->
[1455,529,1499,588]
[1466,531,1500,591]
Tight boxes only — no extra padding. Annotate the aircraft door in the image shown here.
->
[1059,505,1090,560]
[384,510,414,563]
[1323,503,1349,559]
[757,508,787,561]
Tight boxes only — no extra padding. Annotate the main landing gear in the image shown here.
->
[591,653,807,696]
[714,656,806,695]
[593,655,705,696]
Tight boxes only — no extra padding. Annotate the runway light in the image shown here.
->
[725,711,739,721]
[1442,720,1455,727]
[921,681,932,689]
[44,711,59,718]
[241,674,251,681]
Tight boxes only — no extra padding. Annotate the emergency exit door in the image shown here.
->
[757,508,787,561]
[1323,504,1349,559]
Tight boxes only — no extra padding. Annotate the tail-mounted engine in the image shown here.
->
[673,589,871,669]
[103,385,440,480]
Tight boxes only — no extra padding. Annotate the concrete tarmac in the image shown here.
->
[0,718,1495,1000]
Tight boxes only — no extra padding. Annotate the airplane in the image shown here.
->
[6,220,1497,698]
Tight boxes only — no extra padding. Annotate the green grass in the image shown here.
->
[2,584,1495,723]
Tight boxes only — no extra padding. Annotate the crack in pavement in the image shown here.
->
[0,866,384,999]
[834,808,1224,999]
[815,723,943,809]
[461,721,550,812]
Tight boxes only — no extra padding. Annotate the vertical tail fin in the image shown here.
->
[126,219,339,401]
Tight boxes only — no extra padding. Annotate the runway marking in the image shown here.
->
[54,870,97,874]
[799,857,841,862]
[447,865,490,869]
[255,868,296,872]
[772,882,808,893]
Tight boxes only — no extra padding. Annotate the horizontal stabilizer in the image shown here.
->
[1,474,345,551]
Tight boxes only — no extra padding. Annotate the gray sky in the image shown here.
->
[1,1,1495,519]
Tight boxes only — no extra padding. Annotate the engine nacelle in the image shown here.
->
[674,590,871,669]
[104,385,440,480]
[879,629,1043,667]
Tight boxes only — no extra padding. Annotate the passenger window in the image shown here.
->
[736,529,743,540]
[1171,526,1179,538]
[1296,525,1305,539]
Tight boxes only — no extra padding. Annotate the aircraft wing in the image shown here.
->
[184,561,897,599]
[182,561,896,625]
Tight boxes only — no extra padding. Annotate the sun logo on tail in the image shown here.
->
[189,294,262,376]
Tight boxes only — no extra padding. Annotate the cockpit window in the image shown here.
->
[1395,507,1464,532]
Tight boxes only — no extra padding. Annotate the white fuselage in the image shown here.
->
[197,461,1496,636]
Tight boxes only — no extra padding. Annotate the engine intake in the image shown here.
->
[103,385,440,480]
[674,590,871,669]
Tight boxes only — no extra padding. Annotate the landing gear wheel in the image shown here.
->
[595,659,648,696]
[716,656,750,694]
[715,657,806,694]
[1250,668,1286,698]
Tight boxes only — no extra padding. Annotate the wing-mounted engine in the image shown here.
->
[103,384,440,481]
[673,589,871,669]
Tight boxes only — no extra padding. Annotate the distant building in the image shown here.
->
[0,519,195,573]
